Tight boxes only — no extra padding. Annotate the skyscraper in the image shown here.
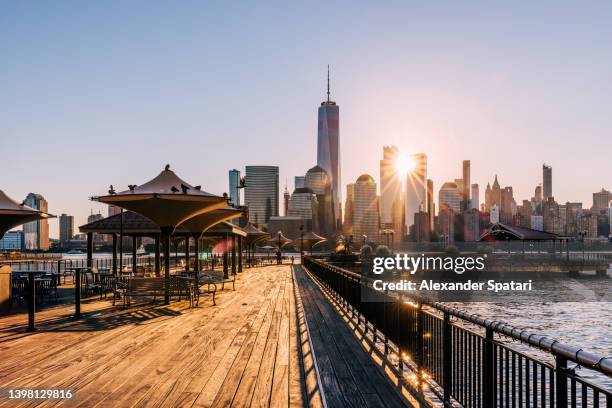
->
[343,183,355,236]
[228,169,241,206]
[287,188,319,232]
[283,185,290,216]
[294,176,305,189]
[304,165,335,236]
[439,182,461,213]
[471,184,479,210]
[59,213,74,245]
[542,164,552,201]
[317,66,341,229]
[462,160,471,211]
[426,179,435,232]
[244,165,279,226]
[23,193,49,250]
[405,153,427,233]
[379,146,401,227]
[353,175,379,243]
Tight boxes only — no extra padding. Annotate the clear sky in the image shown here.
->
[2,1,611,238]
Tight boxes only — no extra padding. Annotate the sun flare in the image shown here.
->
[395,154,416,175]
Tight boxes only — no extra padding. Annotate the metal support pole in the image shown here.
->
[556,355,568,408]
[483,327,495,408]
[112,234,118,274]
[185,235,190,272]
[86,232,93,268]
[231,235,236,275]
[162,228,172,305]
[74,268,82,318]
[132,236,137,273]
[238,236,243,273]
[27,273,36,331]
[442,312,452,405]
[155,234,161,276]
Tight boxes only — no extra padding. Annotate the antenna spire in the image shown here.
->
[327,64,330,102]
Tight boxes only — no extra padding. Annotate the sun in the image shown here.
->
[395,154,416,175]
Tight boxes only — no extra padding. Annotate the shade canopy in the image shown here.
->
[242,223,270,245]
[300,231,327,247]
[479,223,569,242]
[268,231,293,248]
[0,190,54,239]
[94,166,228,230]
[178,208,243,236]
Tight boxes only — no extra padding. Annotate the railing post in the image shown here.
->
[484,327,495,408]
[555,355,568,408]
[443,312,452,406]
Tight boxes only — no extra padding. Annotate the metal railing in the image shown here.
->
[303,256,612,408]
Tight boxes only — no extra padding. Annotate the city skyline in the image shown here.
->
[3,2,612,238]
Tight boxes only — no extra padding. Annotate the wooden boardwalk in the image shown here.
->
[0,265,304,408]
[293,266,412,408]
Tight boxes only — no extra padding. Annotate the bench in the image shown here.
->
[121,276,197,308]
[199,272,236,291]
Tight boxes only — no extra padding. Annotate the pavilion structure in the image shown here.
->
[479,222,570,256]
[0,190,55,240]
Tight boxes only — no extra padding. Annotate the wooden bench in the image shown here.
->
[199,272,235,291]
[121,277,197,308]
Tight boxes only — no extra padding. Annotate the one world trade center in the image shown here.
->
[317,66,341,230]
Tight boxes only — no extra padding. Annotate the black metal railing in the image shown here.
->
[303,256,612,408]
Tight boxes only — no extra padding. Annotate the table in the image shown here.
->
[14,271,47,332]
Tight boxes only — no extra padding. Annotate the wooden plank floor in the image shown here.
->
[293,266,412,408]
[0,265,304,408]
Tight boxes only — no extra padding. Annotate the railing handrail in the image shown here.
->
[305,256,612,377]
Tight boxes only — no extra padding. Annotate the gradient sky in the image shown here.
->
[2,1,611,238]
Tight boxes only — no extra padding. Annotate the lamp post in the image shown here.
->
[299,225,304,264]
[277,231,282,265]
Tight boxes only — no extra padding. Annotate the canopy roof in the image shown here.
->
[201,221,247,238]
[94,166,227,229]
[0,190,55,239]
[80,211,177,236]
[267,231,293,248]
[479,223,569,242]
[300,231,327,247]
[242,223,270,245]
[178,207,243,235]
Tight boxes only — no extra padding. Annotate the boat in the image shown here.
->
[66,249,84,255]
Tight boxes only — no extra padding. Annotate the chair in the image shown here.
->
[83,271,102,298]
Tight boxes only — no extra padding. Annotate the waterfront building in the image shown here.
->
[578,210,598,238]
[438,205,454,244]
[484,176,515,223]
[462,160,471,211]
[543,197,560,233]
[59,213,74,246]
[283,185,290,216]
[565,202,583,236]
[108,205,122,217]
[490,204,500,224]
[471,184,479,210]
[439,182,461,213]
[228,169,241,206]
[23,193,49,250]
[244,165,279,226]
[287,187,319,232]
[534,184,543,205]
[317,67,341,228]
[543,164,552,201]
[304,165,335,235]
[294,176,305,189]
[343,183,354,236]
[353,175,379,243]
[267,216,304,241]
[593,188,612,212]
[531,215,544,231]
[426,179,435,233]
[413,211,430,242]
[405,153,427,232]
[0,230,23,250]
[516,200,533,228]
[379,146,401,225]
[87,212,106,242]
[463,208,480,241]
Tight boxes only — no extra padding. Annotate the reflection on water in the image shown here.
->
[450,301,612,389]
